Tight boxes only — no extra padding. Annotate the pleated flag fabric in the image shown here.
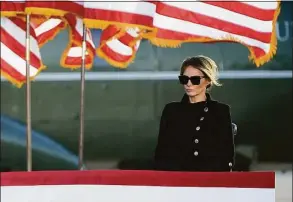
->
[97,25,141,68]
[61,14,96,69]
[0,17,45,87]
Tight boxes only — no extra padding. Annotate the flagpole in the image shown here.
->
[78,23,87,170]
[25,14,32,172]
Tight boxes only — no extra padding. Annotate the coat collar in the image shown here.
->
[181,93,212,104]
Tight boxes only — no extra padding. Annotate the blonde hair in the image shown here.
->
[180,55,221,88]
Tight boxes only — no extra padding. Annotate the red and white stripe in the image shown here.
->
[31,17,66,47]
[0,17,43,87]
[152,1,279,60]
[25,0,84,17]
[1,170,275,202]
[98,25,141,68]
[61,44,95,68]
[83,1,156,28]
[61,14,95,69]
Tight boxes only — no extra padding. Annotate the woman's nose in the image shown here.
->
[187,80,192,86]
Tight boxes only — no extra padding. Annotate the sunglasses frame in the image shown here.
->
[178,75,206,85]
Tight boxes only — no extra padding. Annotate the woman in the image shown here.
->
[154,55,235,172]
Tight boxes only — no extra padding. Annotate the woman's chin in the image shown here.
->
[185,91,196,97]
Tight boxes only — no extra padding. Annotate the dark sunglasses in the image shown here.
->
[178,75,205,85]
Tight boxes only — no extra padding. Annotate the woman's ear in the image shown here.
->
[205,80,211,89]
[206,83,211,89]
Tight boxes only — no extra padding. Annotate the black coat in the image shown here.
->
[154,93,235,172]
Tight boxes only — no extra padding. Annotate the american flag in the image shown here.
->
[149,1,280,66]
[0,1,281,87]
[61,14,96,69]
[31,16,66,47]
[83,1,156,30]
[97,25,141,68]
[0,16,44,87]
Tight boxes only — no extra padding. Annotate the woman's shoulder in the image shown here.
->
[163,101,182,111]
[159,101,183,116]
[209,100,231,118]
[211,100,230,109]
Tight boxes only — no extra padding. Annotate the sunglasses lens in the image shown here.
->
[178,76,188,85]
[190,76,201,85]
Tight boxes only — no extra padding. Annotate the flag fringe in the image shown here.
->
[0,11,24,17]
[83,19,154,33]
[1,65,46,88]
[38,17,67,48]
[39,25,66,48]
[25,7,68,17]
[29,15,51,23]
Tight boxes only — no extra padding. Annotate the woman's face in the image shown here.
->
[182,66,210,97]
